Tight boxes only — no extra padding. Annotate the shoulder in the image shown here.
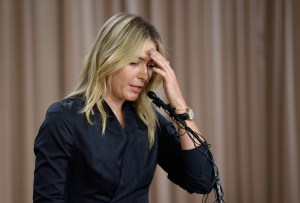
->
[47,96,84,115]
[34,98,81,159]
[36,97,85,143]
[43,97,85,127]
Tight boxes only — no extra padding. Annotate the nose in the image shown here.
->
[138,64,150,82]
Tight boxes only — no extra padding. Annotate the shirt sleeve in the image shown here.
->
[33,103,74,203]
[156,113,214,194]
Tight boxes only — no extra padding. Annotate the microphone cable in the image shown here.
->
[147,91,225,203]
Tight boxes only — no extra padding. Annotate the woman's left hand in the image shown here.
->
[149,48,187,111]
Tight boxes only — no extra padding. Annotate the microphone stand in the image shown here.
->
[147,91,225,203]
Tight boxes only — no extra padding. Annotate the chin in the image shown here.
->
[127,97,138,101]
[126,94,139,101]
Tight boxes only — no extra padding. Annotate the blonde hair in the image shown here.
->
[68,13,166,148]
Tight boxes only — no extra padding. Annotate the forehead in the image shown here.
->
[135,39,156,59]
[142,39,156,51]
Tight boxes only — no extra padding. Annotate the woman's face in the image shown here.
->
[106,39,157,104]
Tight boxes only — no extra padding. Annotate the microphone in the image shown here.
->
[147,91,166,108]
[147,91,177,122]
[147,91,159,100]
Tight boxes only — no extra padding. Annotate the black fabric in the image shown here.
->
[33,97,214,203]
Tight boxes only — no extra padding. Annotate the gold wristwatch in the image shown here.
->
[177,107,194,121]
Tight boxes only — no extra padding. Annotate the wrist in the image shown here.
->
[172,102,187,114]
[174,106,188,114]
[175,107,195,121]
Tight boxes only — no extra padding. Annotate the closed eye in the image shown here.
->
[147,63,156,69]
[130,61,140,66]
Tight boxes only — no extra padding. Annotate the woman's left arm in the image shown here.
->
[151,49,215,194]
[150,48,204,149]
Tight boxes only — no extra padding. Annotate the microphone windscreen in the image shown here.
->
[147,91,156,99]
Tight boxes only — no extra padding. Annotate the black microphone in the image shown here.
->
[147,91,157,100]
[147,91,177,121]
[147,91,166,108]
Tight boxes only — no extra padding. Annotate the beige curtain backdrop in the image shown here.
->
[1,0,299,202]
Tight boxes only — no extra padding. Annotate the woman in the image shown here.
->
[33,13,214,203]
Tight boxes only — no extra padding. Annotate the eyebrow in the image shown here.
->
[138,56,146,61]
[137,56,154,62]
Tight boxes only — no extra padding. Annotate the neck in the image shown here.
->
[103,96,125,128]
[103,95,124,113]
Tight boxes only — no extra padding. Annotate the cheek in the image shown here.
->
[147,69,154,80]
[111,75,125,90]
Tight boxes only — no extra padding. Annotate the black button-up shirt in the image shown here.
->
[33,97,214,202]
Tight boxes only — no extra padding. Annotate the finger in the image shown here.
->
[150,49,171,70]
[153,67,167,77]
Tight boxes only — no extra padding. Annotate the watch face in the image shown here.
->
[187,108,194,120]
[177,108,194,121]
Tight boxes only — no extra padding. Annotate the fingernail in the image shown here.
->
[150,48,156,54]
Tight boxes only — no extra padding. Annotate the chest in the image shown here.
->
[70,113,158,197]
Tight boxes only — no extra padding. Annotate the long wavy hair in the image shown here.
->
[68,13,166,148]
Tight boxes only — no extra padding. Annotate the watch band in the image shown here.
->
[177,107,194,121]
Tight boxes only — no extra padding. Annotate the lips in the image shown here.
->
[130,85,143,93]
